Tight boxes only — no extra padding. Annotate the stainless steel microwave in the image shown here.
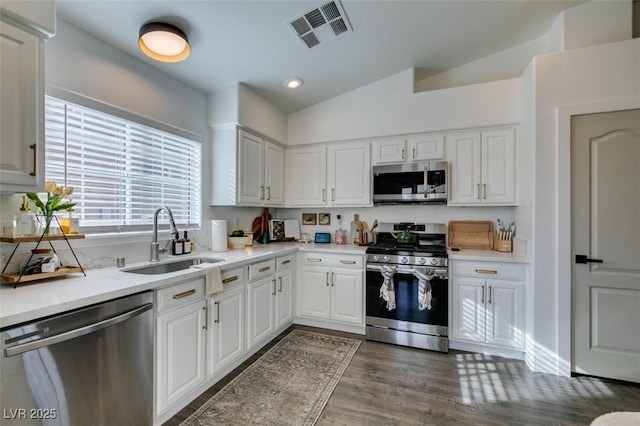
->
[372,161,447,204]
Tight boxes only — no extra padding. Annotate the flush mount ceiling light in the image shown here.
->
[284,78,304,89]
[138,22,190,63]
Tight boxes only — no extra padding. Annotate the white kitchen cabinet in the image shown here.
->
[286,141,370,207]
[0,22,44,193]
[207,267,245,377]
[451,260,525,350]
[371,133,445,165]
[299,253,364,325]
[155,278,207,416]
[275,254,294,328]
[211,126,284,206]
[447,128,516,205]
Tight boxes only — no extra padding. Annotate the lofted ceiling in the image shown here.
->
[56,0,586,114]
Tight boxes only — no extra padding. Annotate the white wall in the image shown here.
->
[287,68,520,145]
[529,37,640,375]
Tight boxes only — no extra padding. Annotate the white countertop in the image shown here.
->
[0,242,367,328]
[448,248,530,263]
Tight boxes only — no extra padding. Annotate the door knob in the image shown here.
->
[575,254,603,264]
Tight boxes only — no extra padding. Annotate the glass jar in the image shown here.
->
[335,229,347,244]
[60,209,80,235]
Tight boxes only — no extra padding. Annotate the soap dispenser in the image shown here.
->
[172,232,183,255]
[183,231,191,254]
[14,196,36,236]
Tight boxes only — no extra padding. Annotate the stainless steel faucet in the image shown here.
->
[150,206,178,262]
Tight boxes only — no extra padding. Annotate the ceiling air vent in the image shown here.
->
[287,0,352,49]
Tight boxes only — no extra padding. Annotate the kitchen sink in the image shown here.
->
[122,257,223,275]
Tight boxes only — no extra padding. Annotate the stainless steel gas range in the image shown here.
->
[365,222,449,352]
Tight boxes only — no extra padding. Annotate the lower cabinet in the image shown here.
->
[155,278,207,416]
[299,252,364,326]
[450,260,526,350]
[207,267,245,377]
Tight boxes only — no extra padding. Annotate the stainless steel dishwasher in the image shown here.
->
[1,291,153,426]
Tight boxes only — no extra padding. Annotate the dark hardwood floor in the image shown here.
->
[165,325,640,425]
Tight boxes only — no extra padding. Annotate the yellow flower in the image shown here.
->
[45,180,56,193]
[63,186,74,196]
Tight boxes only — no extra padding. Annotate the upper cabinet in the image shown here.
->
[371,133,444,165]
[447,128,516,206]
[0,20,45,193]
[286,141,371,207]
[210,126,284,206]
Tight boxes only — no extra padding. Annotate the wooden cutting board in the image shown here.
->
[448,220,494,249]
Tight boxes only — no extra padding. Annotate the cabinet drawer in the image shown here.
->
[301,253,363,268]
[221,267,245,290]
[451,261,525,281]
[248,259,276,281]
[276,254,294,271]
[156,278,205,313]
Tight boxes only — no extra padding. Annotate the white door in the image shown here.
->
[328,142,371,206]
[451,278,485,343]
[447,132,482,204]
[485,281,524,349]
[246,276,275,349]
[299,266,331,319]
[264,141,284,205]
[408,134,445,161]
[482,129,516,204]
[286,146,327,206]
[237,130,264,204]
[330,268,363,324]
[371,138,406,164]
[572,109,640,383]
[275,270,293,328]
[208,286,244,377]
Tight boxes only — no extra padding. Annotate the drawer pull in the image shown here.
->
[259,266,271,273]
[307,258,322,262]
[340,260,356,265]
[29,144,37,176]
[475,269,498,275]
[173,289,196,299]
[222,275,239,284]
[281,259,291,265]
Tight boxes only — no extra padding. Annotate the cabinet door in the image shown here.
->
[246,275,276,349]
[208,286,245,377]
[156,300,206,415]
[275,269,294,328]
[286,146,327,206]
[327,142,371,206]
[237,130,264,204]
[299,266,331,319]
[264,141,284,205]
[481,129,516,204]
[330,268,363,324]
[447,132,482,205]
[0,24,43,192]
[371,138,406,164]
[408,134,445,161]
[451,278,486,343]
[485,281,525,349]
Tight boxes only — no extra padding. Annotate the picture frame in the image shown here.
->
[318,213,331,225]
[302,213,317,225]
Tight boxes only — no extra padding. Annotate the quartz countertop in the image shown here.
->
[0,242,366,328]
[448,248,530,263]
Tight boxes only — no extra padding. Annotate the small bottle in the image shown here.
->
[172,232,183,255]
[60,208,80,235]
[183,231,191,254]
[14,196,36,236]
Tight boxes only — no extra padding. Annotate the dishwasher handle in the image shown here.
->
[4,303,153,357]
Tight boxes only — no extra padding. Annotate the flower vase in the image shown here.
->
[37,214,58,236]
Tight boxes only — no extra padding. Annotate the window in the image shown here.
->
[44,96,202,234]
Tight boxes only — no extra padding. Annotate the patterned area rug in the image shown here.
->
[180,329,361,426]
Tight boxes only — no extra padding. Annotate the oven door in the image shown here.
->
[366,264,448,336]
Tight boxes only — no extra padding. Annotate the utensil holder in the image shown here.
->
[494,232,513,252]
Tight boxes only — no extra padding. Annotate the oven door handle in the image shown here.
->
[366,264,415,275]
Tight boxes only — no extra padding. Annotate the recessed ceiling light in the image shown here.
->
[139,22,190,63]
[284,78,304,89]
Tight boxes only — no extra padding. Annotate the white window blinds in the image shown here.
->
[44,96,202,234]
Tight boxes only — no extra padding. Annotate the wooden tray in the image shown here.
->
[448,221,494,250]
[1,266,84,283]
[1,234,85,243]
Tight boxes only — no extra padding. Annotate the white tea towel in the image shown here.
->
[191,263,223,295]
[379,265,397,311]
[414,267,434,311]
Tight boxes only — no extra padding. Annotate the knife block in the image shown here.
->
[494,232,513,252]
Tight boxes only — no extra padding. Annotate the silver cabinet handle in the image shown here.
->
[326,272,330,286]
[322,188,326,202]
[331,272,335,287]
[29,144,37,176]
[278,277,283,292]
[214,301,220,323]
[5,304,152,357]
[483,183,487,199]
[477,183,481,200]
[202,305,207,330]
[488,285,492,304]
[412,147,416,159]
[260,185,265,200]
[272,279,277,295]
[332,188,335,202]
[267,186,271,200]
[481,286,485,304]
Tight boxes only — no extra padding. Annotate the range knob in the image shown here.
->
[383,255,390,262]
[418,257,427,265]
[401,257,409,264]
[430,258,439,266]
[372,255,380,262]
